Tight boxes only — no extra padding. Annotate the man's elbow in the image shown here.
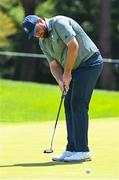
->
[68,38,79,52]
[50,60,59,69]
[49,60,62,74]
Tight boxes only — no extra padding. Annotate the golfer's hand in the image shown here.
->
[63,72,72,93]
[58,80,64,92]
[58,80,67,95]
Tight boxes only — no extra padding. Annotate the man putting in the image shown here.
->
[23,15,103,162]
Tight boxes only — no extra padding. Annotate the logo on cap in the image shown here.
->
[24,27,29,33]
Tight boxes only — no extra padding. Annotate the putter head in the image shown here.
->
[44,148,53,153]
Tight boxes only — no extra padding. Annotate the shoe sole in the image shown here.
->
[52,155,74,162]
[64,158,92,163]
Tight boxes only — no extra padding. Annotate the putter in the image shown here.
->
[44,92,65,153]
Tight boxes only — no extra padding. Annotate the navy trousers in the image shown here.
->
[64,53,103,152]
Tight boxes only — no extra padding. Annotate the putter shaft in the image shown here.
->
[50,94,64,150]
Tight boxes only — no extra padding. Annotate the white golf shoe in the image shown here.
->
[64,152,92,162]
[52,151,73,161]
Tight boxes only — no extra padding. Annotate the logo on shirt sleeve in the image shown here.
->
[65,35,68,39]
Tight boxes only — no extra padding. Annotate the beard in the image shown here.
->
[43,26,49,38]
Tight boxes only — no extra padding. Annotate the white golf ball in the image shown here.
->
[85,168,92,174]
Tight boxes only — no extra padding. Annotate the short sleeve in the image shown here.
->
[54,19,76,45]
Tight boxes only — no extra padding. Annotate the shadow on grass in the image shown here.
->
[0,161,83,167]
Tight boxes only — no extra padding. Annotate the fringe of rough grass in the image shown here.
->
[0,79,119,123]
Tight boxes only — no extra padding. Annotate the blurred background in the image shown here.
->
[0,0,119,90]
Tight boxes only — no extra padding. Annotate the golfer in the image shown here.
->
[23,15,103,162]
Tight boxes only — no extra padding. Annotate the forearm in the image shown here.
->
[50,60,63,84]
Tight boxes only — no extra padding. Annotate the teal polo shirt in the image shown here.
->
[39,15,98,70]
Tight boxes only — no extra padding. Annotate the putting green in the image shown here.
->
[0,118,119,180]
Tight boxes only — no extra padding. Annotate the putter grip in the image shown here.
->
[62,91,65,99]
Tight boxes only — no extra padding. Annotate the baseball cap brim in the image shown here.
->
[28,24,37,39]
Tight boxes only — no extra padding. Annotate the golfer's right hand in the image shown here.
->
[58,80,67,95]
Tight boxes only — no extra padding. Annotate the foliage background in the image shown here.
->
[0,0,119,90]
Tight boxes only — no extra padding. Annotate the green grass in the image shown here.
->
[0,79,119,123]
[0,120,119,179]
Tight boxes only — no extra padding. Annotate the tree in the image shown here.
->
[0,11,17,47]
[112,0,119,58]
[0,0,17,47]
[98,0,116,90]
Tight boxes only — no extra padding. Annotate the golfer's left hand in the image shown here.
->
[63,72,72,93]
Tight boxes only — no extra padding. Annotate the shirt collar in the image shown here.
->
[45,18,52,33]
